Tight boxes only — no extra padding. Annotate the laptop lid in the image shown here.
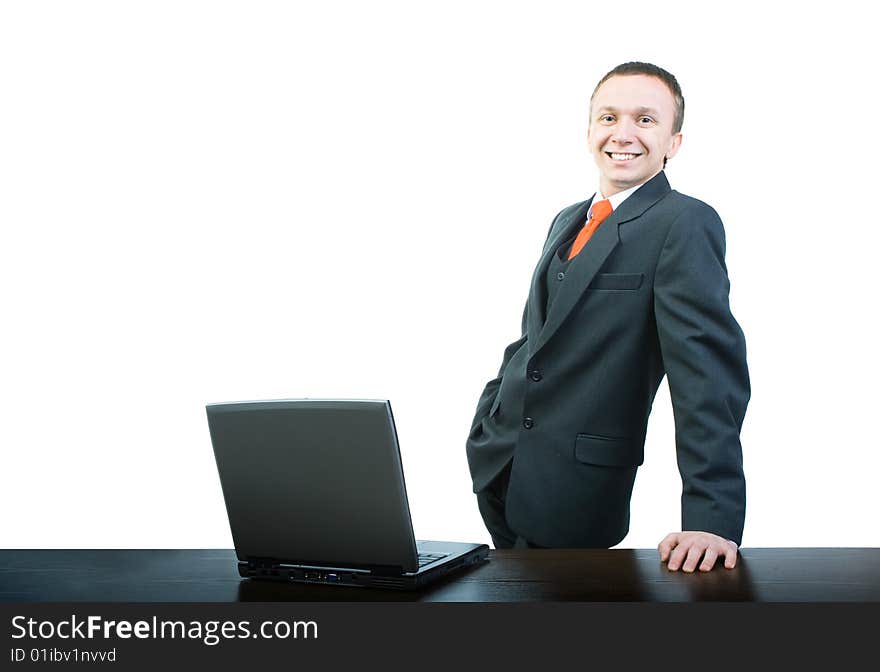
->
[207,399,420,573]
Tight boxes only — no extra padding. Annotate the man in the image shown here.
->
[465,62,749,572]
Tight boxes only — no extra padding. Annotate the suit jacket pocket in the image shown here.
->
[575,433,644,467]
[588,273,644,291]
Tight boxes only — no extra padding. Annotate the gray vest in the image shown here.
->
[543,236,578,319]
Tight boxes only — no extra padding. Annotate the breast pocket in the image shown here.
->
[587,273,644,291]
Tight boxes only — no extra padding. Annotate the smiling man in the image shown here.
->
[465,62,750,572]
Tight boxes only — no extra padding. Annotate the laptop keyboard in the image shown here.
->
[417,552,448,568]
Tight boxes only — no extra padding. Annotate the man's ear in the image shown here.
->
[666,132,683,161]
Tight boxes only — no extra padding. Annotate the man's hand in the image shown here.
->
[658,531,738,572]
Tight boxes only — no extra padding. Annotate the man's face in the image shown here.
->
[587,74,682,197]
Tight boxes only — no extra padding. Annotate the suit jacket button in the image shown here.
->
[529,370,542,382]
[556,272,565,281]
[523,417,534,429]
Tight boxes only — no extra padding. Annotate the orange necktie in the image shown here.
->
[567,198,612,260]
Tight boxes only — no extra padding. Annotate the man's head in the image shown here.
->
[587,62,684,197]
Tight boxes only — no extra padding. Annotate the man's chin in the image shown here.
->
[602,174,640,189]
[601,166,662,190]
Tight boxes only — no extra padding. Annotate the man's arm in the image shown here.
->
[653,201,750,570]
[467,304,528,437]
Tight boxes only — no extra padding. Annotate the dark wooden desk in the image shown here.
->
[1,548,878,602]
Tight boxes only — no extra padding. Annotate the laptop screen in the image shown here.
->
[207,399,420,572]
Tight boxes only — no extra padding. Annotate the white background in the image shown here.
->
[1,0,877,550]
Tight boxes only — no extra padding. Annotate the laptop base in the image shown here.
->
[240,542,489,590]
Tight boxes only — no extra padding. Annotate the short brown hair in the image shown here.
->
[590,62,685,134]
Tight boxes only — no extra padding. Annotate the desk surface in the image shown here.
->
[1,548,878,602]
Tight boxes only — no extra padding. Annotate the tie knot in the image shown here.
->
[591,198,613,223]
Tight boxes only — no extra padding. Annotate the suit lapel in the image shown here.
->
[529,171,672,356]
[526,198,593,345]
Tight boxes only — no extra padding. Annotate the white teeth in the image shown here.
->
[610,153,638,161]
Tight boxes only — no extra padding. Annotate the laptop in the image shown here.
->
[206,399,489,590]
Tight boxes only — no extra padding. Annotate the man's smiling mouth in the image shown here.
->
[606,152,641,161]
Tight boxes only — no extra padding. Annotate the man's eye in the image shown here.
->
[600,115,615,122]
[639,116,654,124]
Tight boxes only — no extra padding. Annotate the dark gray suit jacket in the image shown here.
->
[465,171,749,547]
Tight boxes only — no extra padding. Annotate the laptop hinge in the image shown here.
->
[245,557,405,576]
[246,557,282,569]
[367,564,405,577]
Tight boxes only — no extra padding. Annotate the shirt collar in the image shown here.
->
[589,170,668,217]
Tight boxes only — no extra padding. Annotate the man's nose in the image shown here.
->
[610,117,637,143]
